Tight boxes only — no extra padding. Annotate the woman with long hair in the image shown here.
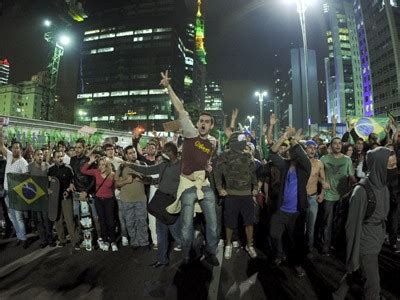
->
[81,154,117,251]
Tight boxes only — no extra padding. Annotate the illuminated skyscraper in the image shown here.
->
[195,0,207,65]
[0,59,10,86]
[75,0,198,131]
[204,81,224,129]
[323,0,364,123]
[359,0,400,119]
[353,0,373,117]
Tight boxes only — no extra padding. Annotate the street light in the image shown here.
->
[42,18,72,120]
[58,34,71,46]
[43,19,52,27]
[255,90,267,143]
[247,115,255,131]
[286,0,312,135]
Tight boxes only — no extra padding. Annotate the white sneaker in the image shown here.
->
[246,245,257,258]
[173,244,182,251]
[224,245,233,259]
[111,242,118,252]
[103,242,110,251]
[97,239,105,250]
[122,236,129,246]
[232,241,240,248]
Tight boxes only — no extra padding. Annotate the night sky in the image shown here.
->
[0,0,328,125]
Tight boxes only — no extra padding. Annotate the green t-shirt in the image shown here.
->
[321,154,353,201]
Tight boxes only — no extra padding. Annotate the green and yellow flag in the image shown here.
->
[7,173,48,212]
[348,117,389,141]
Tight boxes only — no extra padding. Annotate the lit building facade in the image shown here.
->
[0,81,45,119]
[75,0,198,131]
[0,59,10,86]
[323,0,364,122]
[353,0,374,116]
[204,81,224,129]
[360,0,400,118]
[291,48,320,130]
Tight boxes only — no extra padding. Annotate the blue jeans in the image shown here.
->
[306,195,318,249]
[4,191,27,241]
[156,215,182,264]
[180,186,218,258]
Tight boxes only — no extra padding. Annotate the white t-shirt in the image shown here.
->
[4,149,28,191]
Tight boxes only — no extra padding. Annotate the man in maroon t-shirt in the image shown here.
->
[160,71,219,267]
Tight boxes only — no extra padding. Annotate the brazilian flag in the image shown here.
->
[7,173,48,213]
[349,117,389,141]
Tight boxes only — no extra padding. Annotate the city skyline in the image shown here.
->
[0,0,328,126]
[1,0,398,128]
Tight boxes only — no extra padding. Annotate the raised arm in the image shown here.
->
[331,115,337,138]
[267,113,277,143]
[80,154,97,177]
[289,129,311,175]
[270,130,289,170]
[160,71,197,138]
[125,162,162,176]
[160,71,185,115]
[230,108,239,130]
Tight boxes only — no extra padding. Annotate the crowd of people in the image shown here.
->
[0,71,399,300]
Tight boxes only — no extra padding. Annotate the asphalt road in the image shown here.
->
[0,235,399,300]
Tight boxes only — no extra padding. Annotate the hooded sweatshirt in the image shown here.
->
[345,147,391,272]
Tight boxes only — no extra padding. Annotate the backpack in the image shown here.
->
[334,178,376,260]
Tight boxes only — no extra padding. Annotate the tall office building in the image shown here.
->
[290,48,320,130]
[204,81,224,129]
[75,0,198,131]
[360,0,400,118]
[353,0,374,117]
[323,0,364,122]
[0,59,10,86]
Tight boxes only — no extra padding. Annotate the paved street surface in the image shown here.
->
[0,235,399,300]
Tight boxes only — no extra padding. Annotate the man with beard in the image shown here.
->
[159,71,219,267]
[320,137,356,256]
[344,147,394,299]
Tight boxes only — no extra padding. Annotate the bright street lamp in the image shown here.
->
[286,0,312,135]
[247,115,255,131]
[58,34,71,46]
[44,19,52,27]
[255,90,268,143]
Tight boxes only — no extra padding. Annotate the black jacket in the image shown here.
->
[269,144,311,213]
[48,164,74,199]
[70,155,95,193]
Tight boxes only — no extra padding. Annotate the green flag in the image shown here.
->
[7,173,49,212]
